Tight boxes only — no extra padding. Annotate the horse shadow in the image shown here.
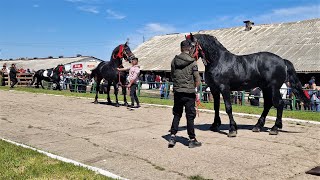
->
[162,134,189,147]
[178,123,302,134]
[92,101,128,107]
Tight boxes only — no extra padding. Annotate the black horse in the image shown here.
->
[30,64,65,90]
[186,33,309,137]
[91,42,135,107]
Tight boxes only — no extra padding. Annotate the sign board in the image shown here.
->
[71,63,84,71]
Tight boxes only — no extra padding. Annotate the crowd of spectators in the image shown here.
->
[1,62,319,111]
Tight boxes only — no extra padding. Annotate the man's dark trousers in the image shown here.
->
[130,84,139,106]
[170,92,196,139]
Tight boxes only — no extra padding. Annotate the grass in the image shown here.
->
[0,86,319,121]
[0,140,114,180]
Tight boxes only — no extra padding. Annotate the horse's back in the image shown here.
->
[211,52,287,90]
[255,52,286,85]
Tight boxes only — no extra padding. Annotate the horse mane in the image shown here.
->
[110,45,122,60]
[194,34,229,52]
[192,34,231,63]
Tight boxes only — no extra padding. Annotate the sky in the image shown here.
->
[0,0,319,60]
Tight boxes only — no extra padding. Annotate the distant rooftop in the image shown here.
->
[0,56,102,70]
[127,18,320,73]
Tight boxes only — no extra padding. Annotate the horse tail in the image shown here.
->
[284,59,309,104]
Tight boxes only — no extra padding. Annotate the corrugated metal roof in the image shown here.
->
[0,56,102,71]
[125,18,320,72]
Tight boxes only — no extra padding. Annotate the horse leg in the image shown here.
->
[40,80,45,89]
[269,87,284,135]
[114,83,120,107]
[122,85,128,106]
[252,88,273,132]
[220,86,237,137]
[106,83,112,105]
[56,81,61,91]
[94,78,101,104]
[210,91,222,132]
[35,78,40,88]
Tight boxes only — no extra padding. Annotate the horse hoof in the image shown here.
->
[269,129,279,135]
[123,102,129,107]
[209,125,219,132]
[252,126,261,132]
[227,131,237,137]
[209,122,221,132]
[107,101,112,105]
[94,101,98,104]
[269,126,279,135]
[115,103,120,107]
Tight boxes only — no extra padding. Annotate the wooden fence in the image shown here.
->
[1,73,34,86]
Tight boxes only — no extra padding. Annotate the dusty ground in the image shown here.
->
[0,90,319,180]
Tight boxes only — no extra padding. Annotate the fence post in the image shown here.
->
[75,79,78,92]
[199,82,203,102]
[165,81,169,99]
[138,81,141,96]
[8,74,11,87]
[242,91,245,105]
[293,95,296,110]
[92,82,96,93]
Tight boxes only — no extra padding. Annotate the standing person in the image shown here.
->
[9,64,18,88]
[248,87,261,106]
[118,57,141,108]
[147,73,152,89]
[155,75,161,89]
[168,40,202,148]
[1,64,8,86]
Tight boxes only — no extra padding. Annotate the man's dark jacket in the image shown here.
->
[171,52,201,94]
[9,67,17,79]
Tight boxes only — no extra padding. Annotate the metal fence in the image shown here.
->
[22,79,320,112]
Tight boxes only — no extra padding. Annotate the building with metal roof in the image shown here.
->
[126,18,319,76]
[0,56,102,73]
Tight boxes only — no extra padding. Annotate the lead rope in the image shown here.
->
[195,93,206,117]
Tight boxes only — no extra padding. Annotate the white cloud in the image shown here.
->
[77,6,99,14]
[255,5,320,24]
[191,4,320,31]
[106,9,126,19]
[139,23,176,34]
[33,4,39,8]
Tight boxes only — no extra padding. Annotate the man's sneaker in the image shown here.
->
[127,104,134,109]
[189,139,202,148]
[168,135,176,148]
[130,105,140,108]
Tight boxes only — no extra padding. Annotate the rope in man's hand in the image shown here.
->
[196,94,206,117]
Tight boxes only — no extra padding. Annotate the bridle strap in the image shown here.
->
[112,44,125,59]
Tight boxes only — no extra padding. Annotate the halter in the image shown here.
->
[112,44,124,59]
[186,35,209,64]
[58,65,64,74]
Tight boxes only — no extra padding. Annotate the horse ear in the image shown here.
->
[189,33,195,42]
[125,38,129,46]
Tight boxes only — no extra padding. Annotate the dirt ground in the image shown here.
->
[0,90,319,180]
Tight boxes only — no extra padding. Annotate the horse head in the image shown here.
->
[185,33,208,66]
[54,64,65,74]
[112,41,135,65]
